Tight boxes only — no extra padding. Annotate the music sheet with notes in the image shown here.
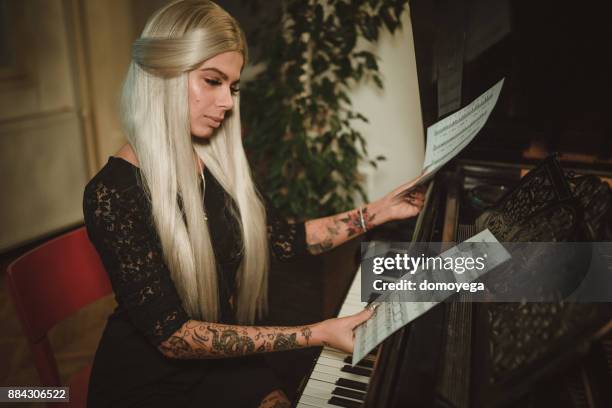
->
[351,80,506,364]
[409,78,505,188]
[352,229,511,365]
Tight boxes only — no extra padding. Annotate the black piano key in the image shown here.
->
[328,396,362,408]
[332,387,366,401]
[343,356,374,369]
[336,378,368,392]
[341,365,372,377]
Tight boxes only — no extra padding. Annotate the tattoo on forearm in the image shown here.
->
[307,219,340,254]
[208,327,256,355]
[301,327,312,345]
[306,208,376,255]
[162,336,191,355]
[273,333,298,351]
[159,321,311,359]
[339,211,363,237]
[307,240,333,254]
[340,207,375,234]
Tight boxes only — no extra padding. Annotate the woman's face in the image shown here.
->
[188,51,243,138]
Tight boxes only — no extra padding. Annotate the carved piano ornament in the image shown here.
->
[295,0,612,405]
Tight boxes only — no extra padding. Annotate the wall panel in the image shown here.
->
[0,0,87,251]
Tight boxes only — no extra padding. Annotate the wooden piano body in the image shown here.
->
[296,0,612,407]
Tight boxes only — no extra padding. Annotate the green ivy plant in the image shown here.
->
[241,0,409,219]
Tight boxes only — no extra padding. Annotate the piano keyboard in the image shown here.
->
[297,267,374,408]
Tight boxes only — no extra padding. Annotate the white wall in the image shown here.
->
[349,8,424,202]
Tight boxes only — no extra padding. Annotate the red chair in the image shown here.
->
[5,226,112,407]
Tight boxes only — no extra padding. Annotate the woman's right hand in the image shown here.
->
[312,308,374,354]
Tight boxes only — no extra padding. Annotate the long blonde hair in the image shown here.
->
[121,0,269,323]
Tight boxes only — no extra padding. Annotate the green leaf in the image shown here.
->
[373,74,384,89]
[379,7,397,33]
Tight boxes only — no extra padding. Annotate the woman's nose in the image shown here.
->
[217,87,234,111]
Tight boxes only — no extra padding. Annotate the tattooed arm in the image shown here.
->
[305,202,385,255]
[305,183,426,255]
[159,321,313,359]
[158,308,374,359]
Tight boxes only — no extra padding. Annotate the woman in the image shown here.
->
[83,1,425,407]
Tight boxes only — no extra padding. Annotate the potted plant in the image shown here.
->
[242,0,409,219]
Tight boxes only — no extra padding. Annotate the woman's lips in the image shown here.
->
[204,115,222,127]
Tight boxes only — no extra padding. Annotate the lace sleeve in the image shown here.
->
[83,180,190,346]
[266,207,308,262]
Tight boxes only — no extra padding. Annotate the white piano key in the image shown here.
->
[338,301,366,316]
[299,267,375,406]
[344,297,360,305]
[310,370,343,384]
[298,394,337,407]
[303,383,340,402]
[339,307,365,318]
[309,370,370,390]
[312,362,371,383]
[343,299,363,309]
[320,348,349,361]
[316,356,346,369]
[304,379,363,400]
[340,298,362,307]
[297,403,320,408]
[343,302,362,311]
[343,298,361,307]
[301,383,331,402]
[321,348,375,364]
[302,382,363,404]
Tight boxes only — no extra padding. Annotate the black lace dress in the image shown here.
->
[83,157,307,407]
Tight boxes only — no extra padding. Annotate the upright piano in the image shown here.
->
[296,1,612,407]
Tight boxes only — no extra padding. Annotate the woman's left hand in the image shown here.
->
[376,180,427,223]
[304,179,427,255]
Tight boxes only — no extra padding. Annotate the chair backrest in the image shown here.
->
[5,226,112,385]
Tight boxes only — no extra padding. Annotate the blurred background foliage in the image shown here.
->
[241,0,409,219]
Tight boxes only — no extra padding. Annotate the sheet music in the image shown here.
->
[407,78,504,188]
[352,229,511,365]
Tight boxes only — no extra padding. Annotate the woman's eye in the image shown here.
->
[205,78,222,86]
[205,78,239,94]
